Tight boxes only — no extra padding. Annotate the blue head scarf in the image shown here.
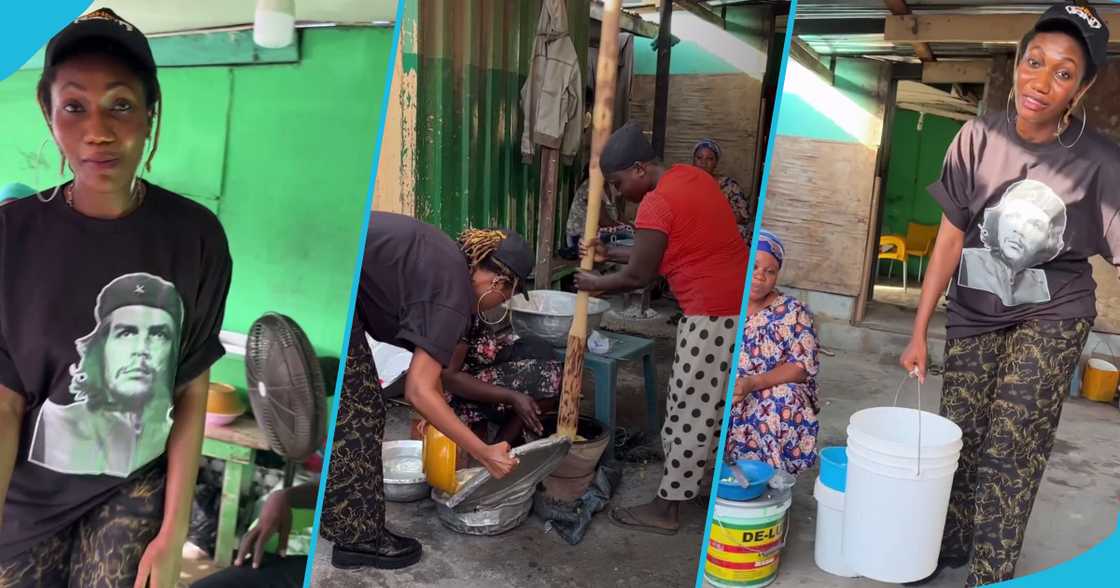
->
[692,139,721,162]
[756,229,785,268]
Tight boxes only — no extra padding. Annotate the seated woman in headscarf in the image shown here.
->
[693,139,755,244]
[726,230,821,475]
[441,229,564,445]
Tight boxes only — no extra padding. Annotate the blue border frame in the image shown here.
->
[693,2,799,586]
[301,1,406,585]
[0,2,91,81]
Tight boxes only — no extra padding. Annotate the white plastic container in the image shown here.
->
[842,407,963,584]
[813,477,858,578]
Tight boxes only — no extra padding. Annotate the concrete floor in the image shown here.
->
[704,350,1120,588]
[310,322,713,588]
[308,315,1120,587]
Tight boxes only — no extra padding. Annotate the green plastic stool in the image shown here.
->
[555,331,659,460]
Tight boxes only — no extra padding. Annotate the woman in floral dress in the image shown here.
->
[442,315,563,445]
[692,139,755,244]
[726,230,821,475]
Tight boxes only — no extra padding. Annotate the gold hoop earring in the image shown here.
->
[476,288,510,326]
[32,137,50,195]
[1057,104,1087,149]
[38,148,67,204]
[1005,88,1016,126]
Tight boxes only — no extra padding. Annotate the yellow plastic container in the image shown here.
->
[422,425,459,494]
[1081,358,1119,403]
[206,382,243,414]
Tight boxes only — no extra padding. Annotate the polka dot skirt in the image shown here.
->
[658,315,737,501]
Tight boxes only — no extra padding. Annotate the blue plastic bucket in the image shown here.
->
[819,447,847,492]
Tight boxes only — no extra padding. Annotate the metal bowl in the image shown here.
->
[507,290,611,347]
[383,440,429,502]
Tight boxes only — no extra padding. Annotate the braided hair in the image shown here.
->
[458,228,516,282]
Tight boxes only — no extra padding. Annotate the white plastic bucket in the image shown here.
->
[813,477,858,578]
[847,407,963,459]
[846,442,958,480]
[842,406,963,584]
[846,434,959,475]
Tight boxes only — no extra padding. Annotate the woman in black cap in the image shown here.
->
[901,3,1120,585]
[0,8,232,588]
[319,212,532,570]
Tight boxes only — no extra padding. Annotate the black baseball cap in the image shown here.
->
[1035,3,1110,70]
[45,8,155,73]
[491,229,533,300]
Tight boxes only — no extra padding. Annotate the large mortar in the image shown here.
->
[531,414,610,501]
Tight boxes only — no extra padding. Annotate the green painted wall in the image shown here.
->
[776,58,883,144]
[0,28,391,357]
[881,108,962,278]
[633,6,769,76]
[634,38,739,75]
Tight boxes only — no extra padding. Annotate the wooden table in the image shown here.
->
[202,415,271,567]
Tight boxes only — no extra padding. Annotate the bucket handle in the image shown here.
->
[891,370,923,478]
[1085,336,1119,371]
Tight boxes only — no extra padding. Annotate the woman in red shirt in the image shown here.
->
[576,123,747,535]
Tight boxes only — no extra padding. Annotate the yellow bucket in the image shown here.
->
[704,490,791,588]
[422,424,459,494]
[1081,357,1119,403]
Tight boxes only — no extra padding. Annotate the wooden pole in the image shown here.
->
[651,0,673,158]
[534,146,561,290]
[853,176,884,324]
[557,0,622,440]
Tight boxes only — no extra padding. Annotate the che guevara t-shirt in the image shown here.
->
[0,181,232,558]
[929,111,1120,339]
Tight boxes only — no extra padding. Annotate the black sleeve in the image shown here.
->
[1103,210,1120,267]
[0,212,23,397]
[927,118,979,232]
[0,327,25,399]
[396,302,470,368]
[176,221,234,389]
[1099,146,1120,266]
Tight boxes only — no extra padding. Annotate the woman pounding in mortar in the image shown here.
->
[576,123,747,535]
[900,3,1120,585]
[320,213,534,570]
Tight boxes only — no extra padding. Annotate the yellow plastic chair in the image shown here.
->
[878,235,908,291]
[905,223,939,283]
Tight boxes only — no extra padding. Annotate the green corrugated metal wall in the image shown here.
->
[405,0,589,244]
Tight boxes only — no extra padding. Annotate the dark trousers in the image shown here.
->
[0,464,165,587]
[939,319,1089,587]
[319,329,387,547]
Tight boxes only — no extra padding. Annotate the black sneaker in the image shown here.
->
[901,555,969,586]
[331,531,423,570]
